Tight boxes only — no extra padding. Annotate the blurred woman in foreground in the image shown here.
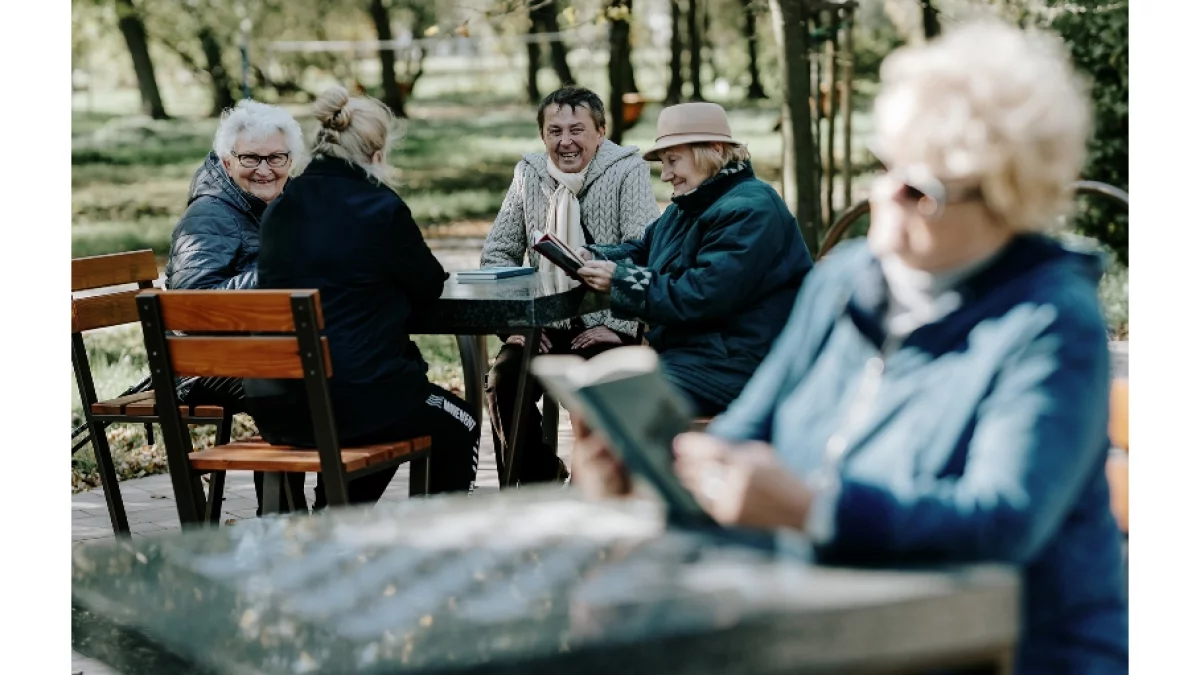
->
[573,20,1127,673]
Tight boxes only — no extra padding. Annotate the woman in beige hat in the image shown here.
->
[576,101,814,415]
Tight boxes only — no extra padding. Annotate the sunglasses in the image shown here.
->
[868,146,984,219]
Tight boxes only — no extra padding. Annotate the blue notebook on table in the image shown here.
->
[456,266,536,282]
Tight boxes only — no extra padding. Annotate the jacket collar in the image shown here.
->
[844,234,1107,348]
[671,160,755,215]
[188,151,269,221]
[523,140,642,196]
[301,154,378,182]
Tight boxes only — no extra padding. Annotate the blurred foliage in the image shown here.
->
[1049,0,1128,264]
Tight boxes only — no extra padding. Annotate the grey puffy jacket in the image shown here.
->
[164,151,268,290]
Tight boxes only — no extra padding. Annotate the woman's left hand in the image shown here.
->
[577,261,617,293]
[673,432,814,530]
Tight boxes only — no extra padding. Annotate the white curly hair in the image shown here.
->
[212,99,308,172]
[873,19,1092,231]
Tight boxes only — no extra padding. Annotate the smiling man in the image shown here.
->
[480,85,660,485]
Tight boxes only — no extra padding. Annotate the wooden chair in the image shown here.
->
[135,288,432,526]
[71,250,232,536]
[1106,378,1129,534]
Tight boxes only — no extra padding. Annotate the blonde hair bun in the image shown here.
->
[314,86,353,132]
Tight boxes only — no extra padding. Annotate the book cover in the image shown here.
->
[531,346,716,527]
[529,230,585,280]
[456,266,535,281]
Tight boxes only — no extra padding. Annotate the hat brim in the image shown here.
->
[642,133,744,161]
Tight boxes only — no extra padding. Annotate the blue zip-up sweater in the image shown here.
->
[710,236,1128,673]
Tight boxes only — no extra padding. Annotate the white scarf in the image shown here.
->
[542,159,589,276]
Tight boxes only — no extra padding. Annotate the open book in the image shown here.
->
[531,346,716,527]
[529,229,586,280]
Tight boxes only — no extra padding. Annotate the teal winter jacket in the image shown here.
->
[588,161,813,409]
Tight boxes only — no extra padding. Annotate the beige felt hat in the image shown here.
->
[642,102,744,161]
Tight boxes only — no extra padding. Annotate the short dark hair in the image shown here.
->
[536,85,606,135]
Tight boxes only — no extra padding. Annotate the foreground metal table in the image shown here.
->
[72,489,1020,675]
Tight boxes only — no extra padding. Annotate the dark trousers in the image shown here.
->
[253,383,481,514]
[486,326,636,484]
[179,376,249,414]
[670,380,728,418]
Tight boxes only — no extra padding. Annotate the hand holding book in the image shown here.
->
[532,345,816,534]
[576,261,616,293]
[530,229,586,280]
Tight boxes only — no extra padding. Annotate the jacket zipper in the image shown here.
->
[810,335,903,490]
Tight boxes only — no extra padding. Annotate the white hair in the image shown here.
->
[873,19,1092,231]
[212,99,308,173]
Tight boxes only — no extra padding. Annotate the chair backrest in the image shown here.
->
[136,289,330,380]
[72,250,160,416]
[136,289,348,517]
[71,249,159,334]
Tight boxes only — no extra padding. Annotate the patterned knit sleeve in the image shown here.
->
[618,157,659,241]
[481,162,529,268]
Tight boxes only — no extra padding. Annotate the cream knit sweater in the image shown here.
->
[480,140,660,337]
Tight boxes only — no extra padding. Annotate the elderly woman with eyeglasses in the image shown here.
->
[574,21,1127,673]
[148,100,304,461]
[165,99,305,291]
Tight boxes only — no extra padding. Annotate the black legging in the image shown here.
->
[253,383,481,513]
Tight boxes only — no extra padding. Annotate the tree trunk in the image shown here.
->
[666,0,685,104]
[532,0,575,86]
[768,0,819,252]
[921,0,941,40]
[625,58,640,94]
[686,0,704,101]
[607,0,632,144]
[367,0,406,117]
[526,26,542,104]
[199,26,236,116]
[114,0,168,119]
[741,0,767,99]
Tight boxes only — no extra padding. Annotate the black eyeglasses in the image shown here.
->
[231,152,291,169]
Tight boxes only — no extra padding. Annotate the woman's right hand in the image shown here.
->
[577,261,617,294]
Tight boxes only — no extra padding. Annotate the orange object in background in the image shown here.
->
[1107,378,1129,534]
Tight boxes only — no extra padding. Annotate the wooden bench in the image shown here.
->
[135,288,432,525]
[71,250,232,535]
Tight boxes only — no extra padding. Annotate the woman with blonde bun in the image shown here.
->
[244,86,481,508]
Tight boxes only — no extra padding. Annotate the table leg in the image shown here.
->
[261,473,284,515]
[503,328,541,488]
[455,334,487,422]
